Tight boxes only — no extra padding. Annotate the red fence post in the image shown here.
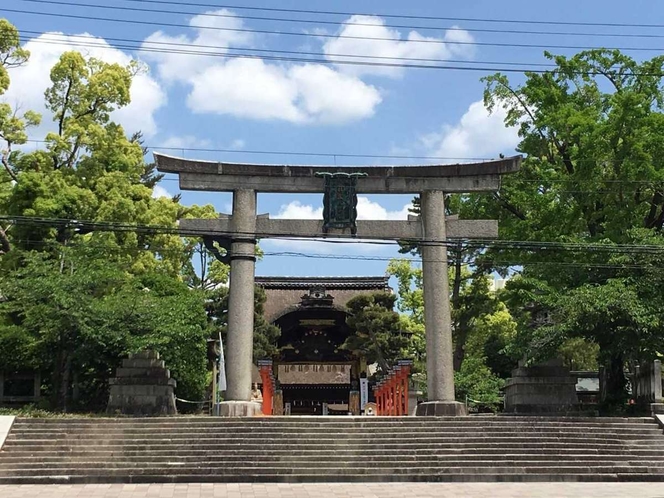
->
[398,360,413,416]
[258,360,273,415]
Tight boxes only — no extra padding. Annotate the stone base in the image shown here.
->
[503,359,579,414]
[217,401,263,417]
[651,403,664,416]
[107,350,177,416]
[415,401,468,416]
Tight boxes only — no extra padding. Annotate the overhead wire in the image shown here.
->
[6,237,664,272]
[16,30,563,69]
[18,140,664,175]
[7,237,663,271]
[114,0,664,29]
[16,0,664,40]
[3,215,664,255]
[5,7,664,52]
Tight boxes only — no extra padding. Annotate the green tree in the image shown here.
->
[479,50,664,406]
[343,292,412,374]
[0,249,209,411]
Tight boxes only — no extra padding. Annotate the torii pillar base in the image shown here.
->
[415,401,468,417]
[217,401,263,417]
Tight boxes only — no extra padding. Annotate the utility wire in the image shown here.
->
[16,0,664,40]
[20,140,664,174]
[116,0,664,29]
[8,238,663,270]
[5,7,664,52]
[22,138,496,162]
[15,36,664,76]
[17,30,563,68]
[4,215,664,255]
[13,37,563,75]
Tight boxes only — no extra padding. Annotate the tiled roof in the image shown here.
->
[256,276,390,290]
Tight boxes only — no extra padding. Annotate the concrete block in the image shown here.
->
[0,416,15,449]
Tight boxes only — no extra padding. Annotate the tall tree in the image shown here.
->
[342,292,412,374]
[479,49,664,407]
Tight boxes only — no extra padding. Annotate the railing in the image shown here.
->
[633,360,663,404]
[373,360,413,416]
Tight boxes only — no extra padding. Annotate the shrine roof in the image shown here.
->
[255,276,390,290]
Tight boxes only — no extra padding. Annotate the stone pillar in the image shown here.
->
[220,189,262,417]
[416,190,467,416]
[349,391,360,415]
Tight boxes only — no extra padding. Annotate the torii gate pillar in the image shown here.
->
[220,189,263,416]
[416,190,467,416]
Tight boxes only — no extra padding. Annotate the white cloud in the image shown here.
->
[274,197,411,221]
[422,100,520,160]
[142,10,382,125]
[159,135,212,149]
[274,201,323,219]
[3,33,166,138]
[266,197,411,254]
[152,184,172,199]
[230,139,245,150]
[323,16,475,78]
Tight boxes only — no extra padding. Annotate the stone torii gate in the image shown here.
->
[155,153,521,417]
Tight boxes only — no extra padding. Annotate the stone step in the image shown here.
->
[14,416,655,423]
[1,473,657,484]
[7,448,664,458]
[2,459,664,470]
[10,425,662,437]
[3,454,662,465]
[3,417,662,484]
[2,442,647,452]
[0,465,662,477]
[5,432,648,446]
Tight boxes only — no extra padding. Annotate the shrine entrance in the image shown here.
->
[156,153,520,417]
[257,276,384,415]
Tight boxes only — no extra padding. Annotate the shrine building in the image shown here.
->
[255,276,390,415]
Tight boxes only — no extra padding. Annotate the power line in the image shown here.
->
[15,36,664,78]
[7,238,663,271]
[116,0,664,30]
[4,215,664,255]
[17,30,562,68]
[23,139,496,162]
[16,0,664,40]
[5,7,664,52]
[14,37,560,75]
[19,140,664,176]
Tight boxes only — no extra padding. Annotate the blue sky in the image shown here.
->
[3,0,663,278]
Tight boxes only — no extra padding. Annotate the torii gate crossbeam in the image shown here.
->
[155,153,521,417]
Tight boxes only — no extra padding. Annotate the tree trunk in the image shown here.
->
[60,354,72,413]
[0,225,10,255]
[600,351,627,411]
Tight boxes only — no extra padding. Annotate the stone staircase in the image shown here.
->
[1,416,664,483]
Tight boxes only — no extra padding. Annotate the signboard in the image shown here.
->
[360,378,369,410]
[278,364,351,385]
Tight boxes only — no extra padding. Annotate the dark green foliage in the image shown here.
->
[343,292,411,374]
[0,250,210,411]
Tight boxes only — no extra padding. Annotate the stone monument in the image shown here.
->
[107,350,177,416]
[503,358,579,414]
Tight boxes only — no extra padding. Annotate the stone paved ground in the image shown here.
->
[2,483,664,498]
